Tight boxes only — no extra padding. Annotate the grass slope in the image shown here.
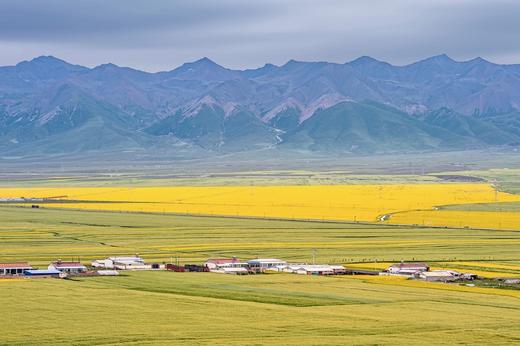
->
[1,272,519,345]
[1,206,519,266]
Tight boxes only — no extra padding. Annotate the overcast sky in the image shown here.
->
[0,0,518,71]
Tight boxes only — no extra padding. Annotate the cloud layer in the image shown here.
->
[0,0,519,71]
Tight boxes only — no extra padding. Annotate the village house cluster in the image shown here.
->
[200,257,348,275]
[0,258,487,284]
[382,262,479,282]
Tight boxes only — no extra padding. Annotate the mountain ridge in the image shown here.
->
[2,54,520,156]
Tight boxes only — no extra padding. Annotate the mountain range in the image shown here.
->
[2,54,520,157]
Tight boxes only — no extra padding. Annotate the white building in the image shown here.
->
[204,258,249,274]
[387,262,430,275]
[92,256,148,270]
[418,270,459,282]
[283,264,346,275]
[48,261,87,274]
[247,259,287,271]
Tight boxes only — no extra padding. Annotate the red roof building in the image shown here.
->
[0,262,33,275]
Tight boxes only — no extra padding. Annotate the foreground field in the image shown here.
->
[1,201,519,345]
[1,271,519,345]
[1,183,520,230]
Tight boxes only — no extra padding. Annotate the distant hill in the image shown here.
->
[1,54,520,156]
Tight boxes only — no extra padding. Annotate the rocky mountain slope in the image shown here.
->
[1,54,520,156]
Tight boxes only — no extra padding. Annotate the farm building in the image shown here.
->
[282,264,347,275]
[48,261,87,274]
[204,258,241,270]
[418,270,459,282]
[0,262,33,276]
[167,264,207,272]
[295,265,334,275]
[247,259,287,271]
[204,258,249,274]
[92,256,149,270]
[23,269,61,278]
[387,262,430,275]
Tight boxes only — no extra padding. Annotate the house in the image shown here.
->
[0,262,33,276]
[281,264,346,275]
[294,265,335,275]
[204,258,249,274]
[92,256,147,270]
[48,261,87,274]
[387,262,430,275]
[23,269,61,278]
[418,270,459,282]
[204,258,241,270]
[330,265,347,275]
[247,259,287,272]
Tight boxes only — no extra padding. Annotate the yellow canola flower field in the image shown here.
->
[0,183,519,229]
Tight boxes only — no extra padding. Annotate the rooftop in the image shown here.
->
[206,258,240,264]
[0,262,32,269]
[108,256,144,261]
[52,261,86,268]
[390,263,429,269]
[248,258,287,264]
[24,269,60,275]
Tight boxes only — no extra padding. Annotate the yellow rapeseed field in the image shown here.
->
[1,183,519,230]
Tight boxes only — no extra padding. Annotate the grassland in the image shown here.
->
[1,271,519,345]
[1,206,520,267]
[1,166,520,345]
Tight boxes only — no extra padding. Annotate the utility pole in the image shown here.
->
[312,248,317,265]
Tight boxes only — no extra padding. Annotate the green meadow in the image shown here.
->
[1,169,520,345]
[1,206,519,266]
[1,271,520,345]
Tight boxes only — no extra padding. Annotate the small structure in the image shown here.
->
[387,262,430,275]
[330,265,347,275]
[166,264,185,272]
[184,264,207,272]
[0,262,33,276]
[204,258,249,274]
[282,264,346,275]
[204,258,241,270]
[294,265,335,275]
[92,256,147,270]
[247,258,287,272]
[418,270,459,282]
[23,269,60,278]
[48,260,87,274]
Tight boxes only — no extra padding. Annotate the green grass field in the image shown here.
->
[442,201,520,212]
[1,271,519,345]
[1,166,520,345]
[1,206,519,266]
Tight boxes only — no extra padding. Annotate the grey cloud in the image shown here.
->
[0,0,519,71]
